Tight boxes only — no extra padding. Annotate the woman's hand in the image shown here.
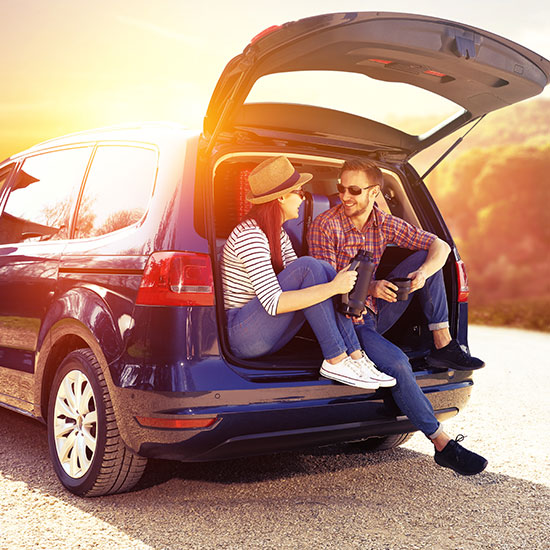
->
[331,265,358,295]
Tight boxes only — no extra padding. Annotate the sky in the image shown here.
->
[1,0,549,160]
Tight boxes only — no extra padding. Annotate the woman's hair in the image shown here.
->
[246,200,284,274]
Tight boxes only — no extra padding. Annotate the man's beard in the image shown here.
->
[344,202,369,220]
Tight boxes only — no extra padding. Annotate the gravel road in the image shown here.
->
[1,325,549,550]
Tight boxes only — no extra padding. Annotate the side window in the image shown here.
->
[74,145,157,239]
[0,148,92,244]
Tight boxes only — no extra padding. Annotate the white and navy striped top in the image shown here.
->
[221,219,298,316]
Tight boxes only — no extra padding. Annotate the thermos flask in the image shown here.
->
[339,249,375,318]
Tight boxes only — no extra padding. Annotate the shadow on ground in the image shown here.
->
[0,407,548,550]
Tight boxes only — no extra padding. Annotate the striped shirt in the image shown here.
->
[308,204,436,316]
[221,219,298,316]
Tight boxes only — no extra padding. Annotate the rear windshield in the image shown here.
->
[246,70,462,136]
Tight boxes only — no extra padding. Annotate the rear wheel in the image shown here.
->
[47,348,147,496]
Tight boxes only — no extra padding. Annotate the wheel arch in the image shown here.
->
[36,318,115,423]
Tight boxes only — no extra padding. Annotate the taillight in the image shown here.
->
[456,260,469,303]
[136,251,214,306]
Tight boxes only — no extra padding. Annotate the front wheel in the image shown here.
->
[47,348,147,496]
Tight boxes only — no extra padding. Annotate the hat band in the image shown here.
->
[252,170,300,199]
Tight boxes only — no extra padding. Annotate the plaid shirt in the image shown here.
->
[307,204,436,318]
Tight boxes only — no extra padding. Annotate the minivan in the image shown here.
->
[0,12,548,496]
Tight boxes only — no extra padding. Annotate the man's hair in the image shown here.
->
[338,159,384,187]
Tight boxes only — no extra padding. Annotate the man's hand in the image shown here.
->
[369,279,398,303]
[407,268,427,292]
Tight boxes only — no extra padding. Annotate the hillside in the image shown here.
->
[409,97,550,329]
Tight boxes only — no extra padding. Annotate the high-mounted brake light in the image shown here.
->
[136,415,218,429]
[456,260,470,303]
[250,25,283,44]
[136,251,214,306]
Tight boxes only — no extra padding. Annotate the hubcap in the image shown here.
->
[53,369,98,479]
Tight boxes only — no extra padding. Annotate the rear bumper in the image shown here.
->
[111,371,473,461]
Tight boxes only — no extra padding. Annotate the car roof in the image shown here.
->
[2,122,197,164]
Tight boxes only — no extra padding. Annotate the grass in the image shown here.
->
[468,296,550,332]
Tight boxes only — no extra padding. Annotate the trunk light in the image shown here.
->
[424,69,447,77]
[136,416,218,429]
[136,251,214,306]
[369,58,393,65]
[456,260,469,302]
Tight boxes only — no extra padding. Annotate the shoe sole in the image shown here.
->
[426,356,485,371]
[435,456,488,476]
[375,379,397,388]
[320,367,379,390]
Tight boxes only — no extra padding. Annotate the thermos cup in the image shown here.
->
[339,249,375,318]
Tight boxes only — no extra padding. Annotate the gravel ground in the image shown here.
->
[0,325,549,550]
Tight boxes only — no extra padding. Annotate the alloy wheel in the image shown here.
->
[52,369,98,479]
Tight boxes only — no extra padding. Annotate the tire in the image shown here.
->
[47,348,147,496]
[351,432,414,453]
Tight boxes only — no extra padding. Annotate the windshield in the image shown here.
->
[246,70,463,136]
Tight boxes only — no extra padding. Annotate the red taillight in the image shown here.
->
[136,416,218,429]
[456,260,469,303]
[136,251,214,306]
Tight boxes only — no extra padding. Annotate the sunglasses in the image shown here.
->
[291,189,306,199]
[336,183,378,196]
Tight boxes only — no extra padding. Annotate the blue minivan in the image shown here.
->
[0,12,548,496]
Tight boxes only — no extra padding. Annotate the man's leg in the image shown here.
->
[376,250,484,370]
[355,315,442,439]
[356,314,488,475]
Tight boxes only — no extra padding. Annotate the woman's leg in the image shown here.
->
[276,256,352,360]
[226,298,306,359]
[316,259,362,355]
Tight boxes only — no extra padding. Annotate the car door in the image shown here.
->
[0,146,92,413]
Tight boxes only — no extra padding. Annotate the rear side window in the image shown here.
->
[0,147,92,244]
[74,145,157,239]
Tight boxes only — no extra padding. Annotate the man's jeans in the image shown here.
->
[227,256,362,360]
[355,250,448,438]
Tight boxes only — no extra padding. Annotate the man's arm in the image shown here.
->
[407,237,451,292]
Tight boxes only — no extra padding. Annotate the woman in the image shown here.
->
[221,156,395,390]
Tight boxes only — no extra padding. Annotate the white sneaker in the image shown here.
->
[320,356,380,390]
[353,351,397,388]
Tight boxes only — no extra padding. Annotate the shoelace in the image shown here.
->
[455,434,466,444]
[358,353,391,379]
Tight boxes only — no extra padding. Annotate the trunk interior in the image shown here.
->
[211,151,443,372]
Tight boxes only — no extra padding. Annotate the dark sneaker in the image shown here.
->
[426,339,485,371]
[434,435,488,476]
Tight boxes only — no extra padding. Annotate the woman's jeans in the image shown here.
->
[355,250,447,438]
[226,256,362,361]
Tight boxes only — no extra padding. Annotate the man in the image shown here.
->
[308,159,487,476]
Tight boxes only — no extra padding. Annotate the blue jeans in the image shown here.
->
[227,256,362,360]
[355,250,448,438]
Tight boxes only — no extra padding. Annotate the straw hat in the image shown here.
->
[246,156,312,204]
